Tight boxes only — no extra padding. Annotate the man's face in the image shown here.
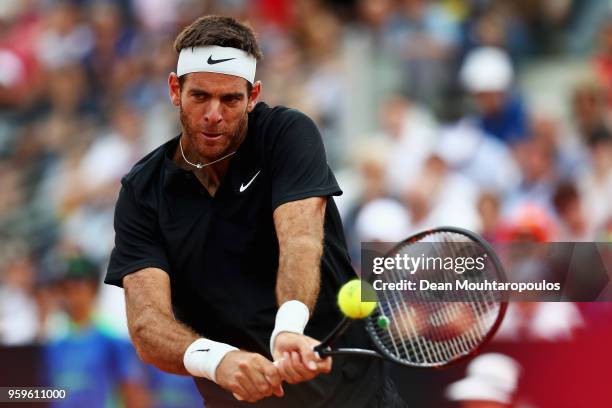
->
[473,91,505,115]
[60,279,97,321]
[169,72,260,162]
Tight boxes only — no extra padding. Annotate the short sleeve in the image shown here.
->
[269,110,342,209]
[105,183,170,287]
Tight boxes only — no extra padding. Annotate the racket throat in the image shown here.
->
[314,318,384,360]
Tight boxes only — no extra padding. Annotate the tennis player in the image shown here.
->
[105,15,406,407]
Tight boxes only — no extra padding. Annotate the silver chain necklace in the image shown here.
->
[179,137,236,169]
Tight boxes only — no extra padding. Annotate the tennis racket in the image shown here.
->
[314,226,507,368]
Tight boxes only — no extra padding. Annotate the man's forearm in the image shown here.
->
[127,303,198,375]
[274,197,326,311]
[124,269,198,375]
[276,235,322,310]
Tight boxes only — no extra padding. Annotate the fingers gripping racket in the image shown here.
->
[314,227,507,368]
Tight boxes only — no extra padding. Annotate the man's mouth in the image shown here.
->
[200,132,223,140]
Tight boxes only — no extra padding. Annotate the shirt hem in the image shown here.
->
[105,261,170,288]
[272,186,342,210]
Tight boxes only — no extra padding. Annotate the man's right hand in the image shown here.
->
[215,350,284,403]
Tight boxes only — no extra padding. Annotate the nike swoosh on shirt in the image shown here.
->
[207,55,236,65]
[191,349,210,353]
[240,171,261,193]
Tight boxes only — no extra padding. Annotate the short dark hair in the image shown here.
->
[174,15,262,59]
[174,15,261,92]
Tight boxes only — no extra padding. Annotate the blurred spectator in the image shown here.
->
[0,1,43,110]
[463,2,530,60]
[459,46,529,144]
[384,0,460,104]
[0,48,31,108]
[402,153,480,231]
[531,113,587,180]
[446,353,520,408]
[85,1,140,111]
[354,197,411,243]
[552,181,590,240]
[504,136,558,214]
[498,203,558,243]
[342,139,392,262]
[564,0,609,55]
[477,191,501,243]
[495,302,584,342]
[576,127,612,237]
[594,18,612,107]
[381,94,439,196]
[0,159,26,219]
[293,3,347,166]
[144,365,203,408]
[0,244,38,345]
[43,250,150,408]
[59,102,145,262]
[36,1,93,70]
[131,0,184,34]
[436,119,520,195]
[571,81,610,142]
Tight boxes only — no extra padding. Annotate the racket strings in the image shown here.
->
[367,231,504,367]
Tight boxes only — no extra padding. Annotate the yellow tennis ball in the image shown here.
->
[338,280,377,319]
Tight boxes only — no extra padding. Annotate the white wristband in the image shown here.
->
[183,338,238,383]
[269,300,310,354]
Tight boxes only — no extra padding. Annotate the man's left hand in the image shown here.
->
[272,332,332,384]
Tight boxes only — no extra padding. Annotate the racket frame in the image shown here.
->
[315,226,508,369]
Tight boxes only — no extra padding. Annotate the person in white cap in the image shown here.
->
[355,198,412,243]
[105,14,404,408]
[446,353,521,407]
[459,47,529,145]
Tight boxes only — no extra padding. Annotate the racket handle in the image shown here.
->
[313,343,332,357]
[272,347,327,366]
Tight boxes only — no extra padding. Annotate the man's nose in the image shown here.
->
[204,100,223,125]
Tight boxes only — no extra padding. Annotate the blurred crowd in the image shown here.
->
[0,0,611,407]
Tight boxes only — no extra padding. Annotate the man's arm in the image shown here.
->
[272,197,332,384]
[123,268,197,374]
[123,268,284,402]
[274,197,325,309]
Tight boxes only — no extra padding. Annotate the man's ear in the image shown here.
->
[168,73,181,107]
[247,80,262,112]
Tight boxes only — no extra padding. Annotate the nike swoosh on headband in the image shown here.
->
[207,55,236,65]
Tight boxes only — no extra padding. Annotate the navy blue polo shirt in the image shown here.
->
[105,102,385,407]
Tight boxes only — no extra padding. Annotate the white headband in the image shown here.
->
[176,45,256,83]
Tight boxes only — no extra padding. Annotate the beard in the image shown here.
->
[179,104,249,163]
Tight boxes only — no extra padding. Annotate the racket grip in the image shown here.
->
[313,344,331,357]
[272,347,328,367]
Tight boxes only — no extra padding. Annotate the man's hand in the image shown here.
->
[272,332,332,384]
[215,350,284,403]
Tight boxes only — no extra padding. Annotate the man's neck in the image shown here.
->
[173,129,247,196]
